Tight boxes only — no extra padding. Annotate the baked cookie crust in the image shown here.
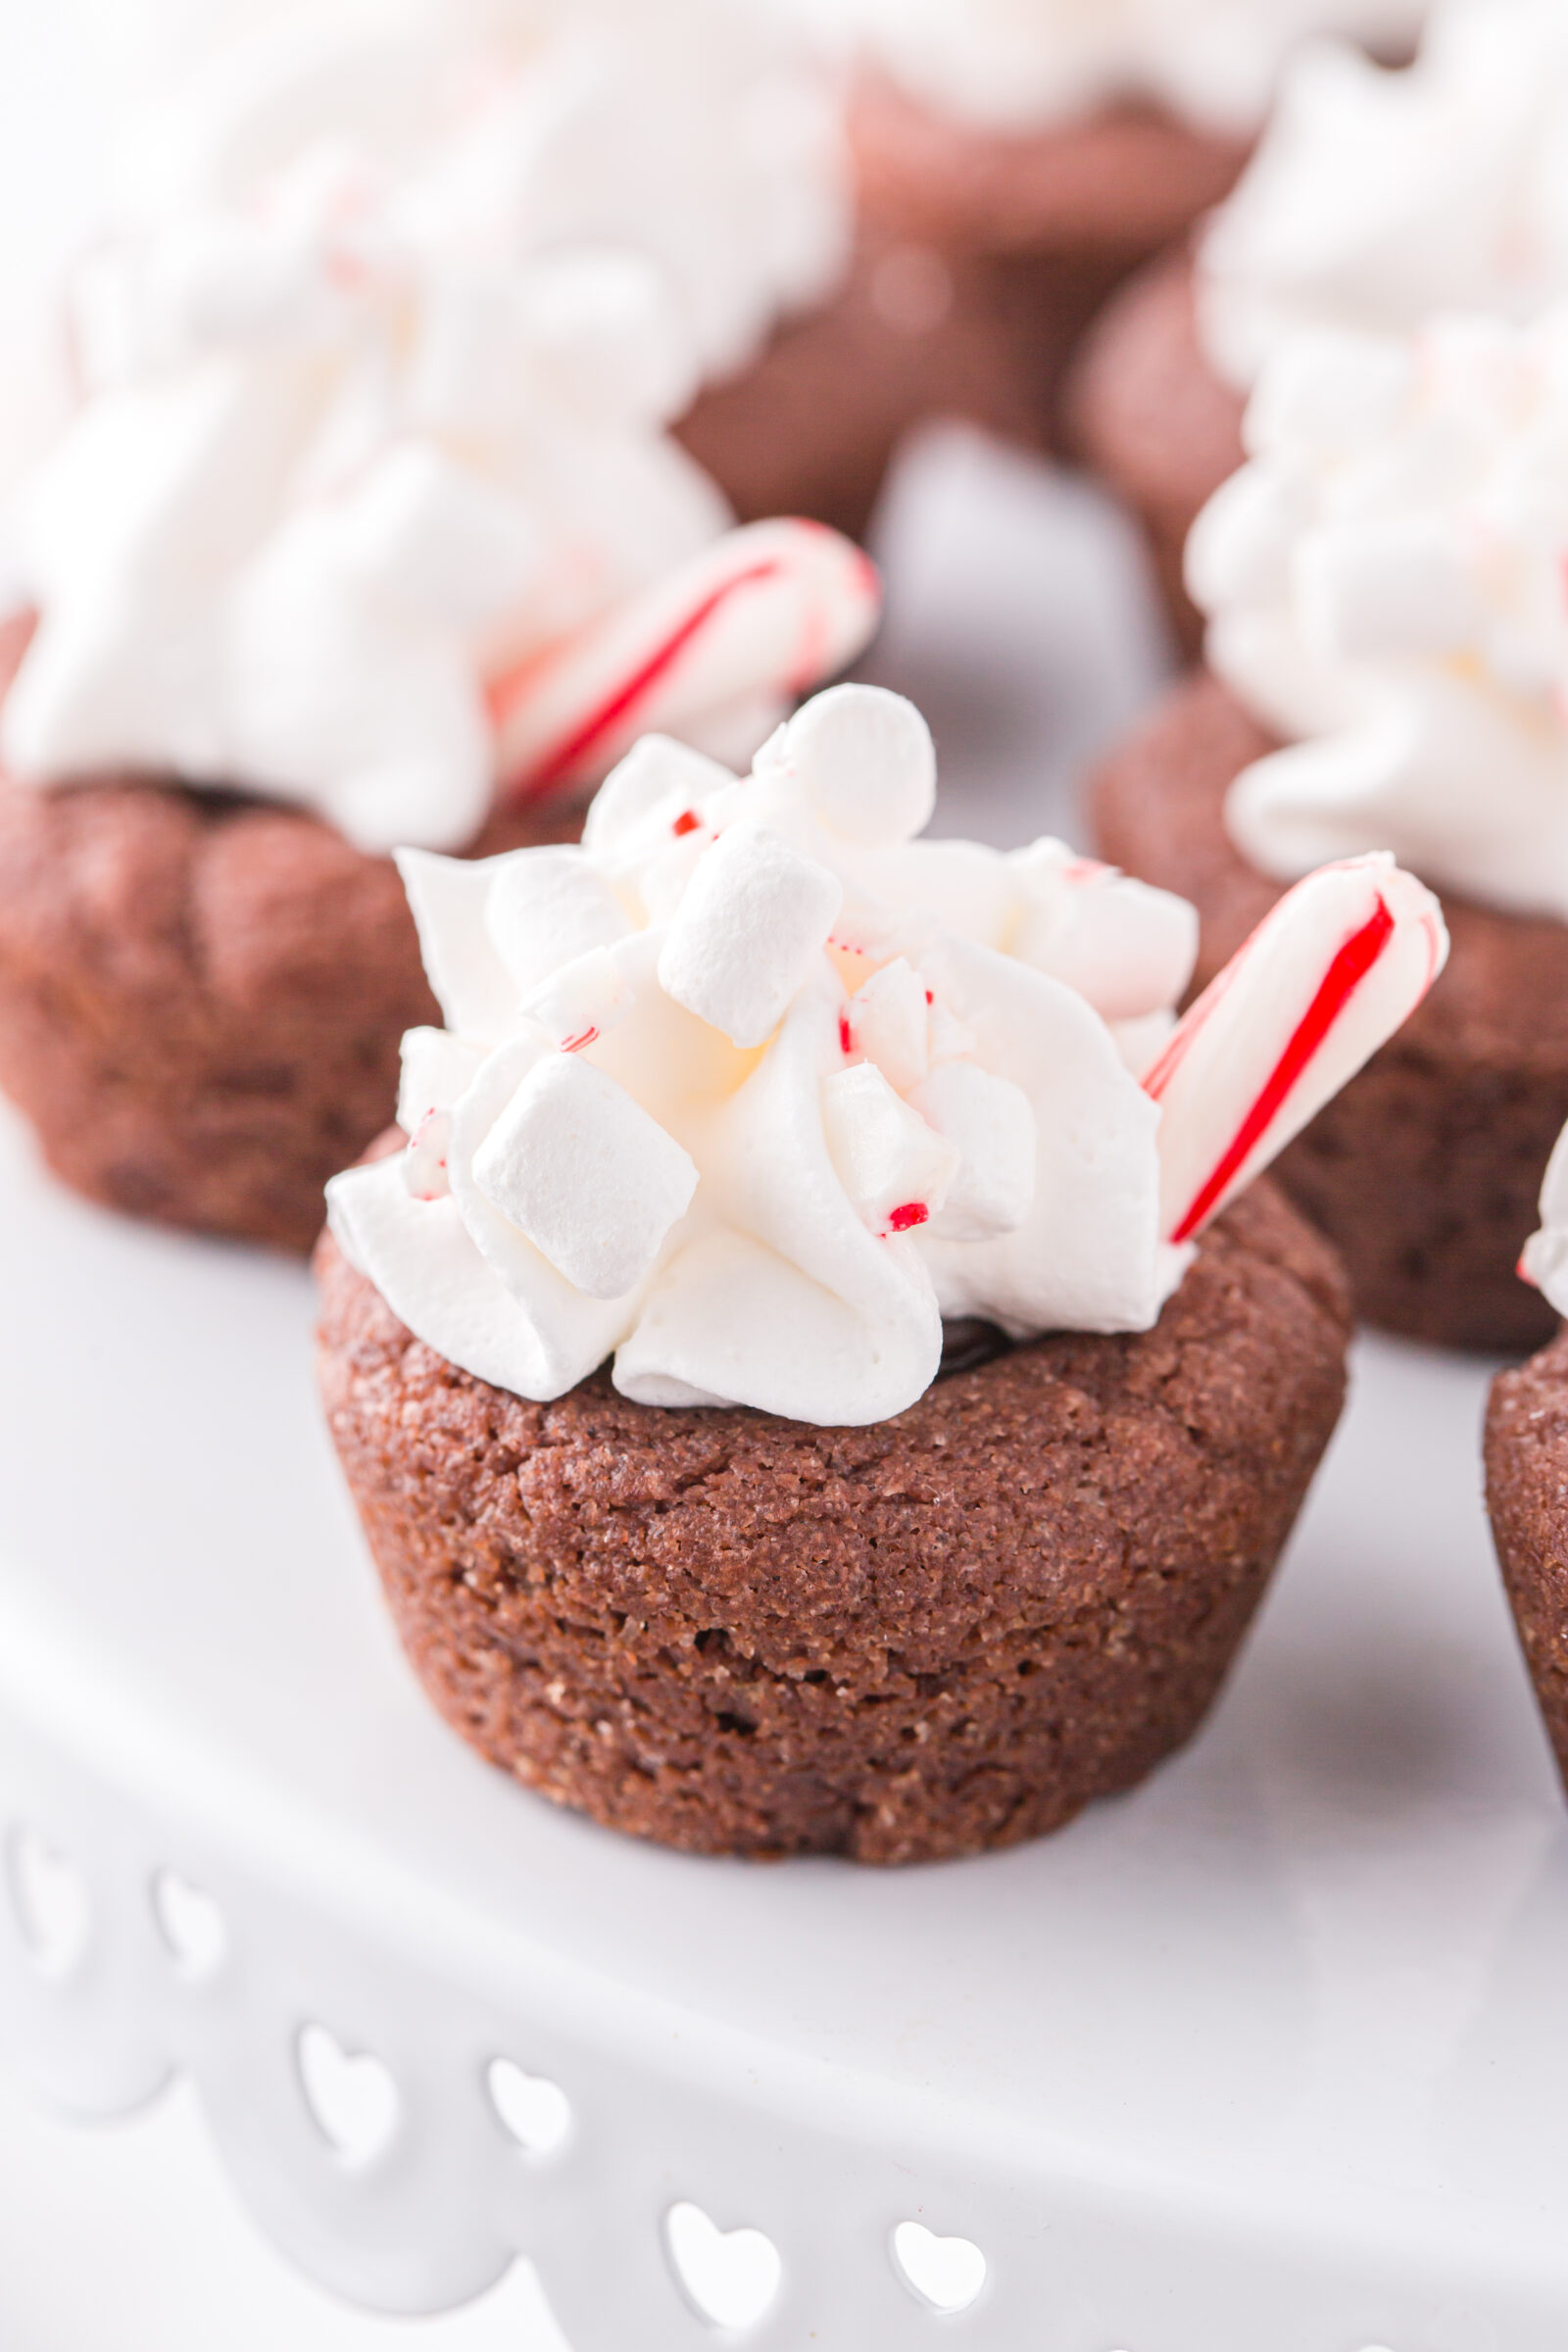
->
[1487,1329,1568,1795]
[0,778,579,1253]
[318,1178,1348,1864]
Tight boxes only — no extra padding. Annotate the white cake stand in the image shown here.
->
[1,437,1565,2352]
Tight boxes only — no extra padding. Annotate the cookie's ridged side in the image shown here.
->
[1065,246,1245,656]
[0,780,580,1254]
[1487,1334,1568,1793]
[317,1180,1349,1864]
[1092,672,1568,1353]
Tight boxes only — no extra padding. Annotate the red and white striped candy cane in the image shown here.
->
[1145,853,1448,1248]
[489,519,881,806]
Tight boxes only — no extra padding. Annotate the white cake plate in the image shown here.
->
[0,434,1565,2352]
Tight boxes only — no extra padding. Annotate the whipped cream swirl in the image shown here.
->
[783,0,1426,137]
[1200,0,1568,391]
[105,0,850,388]
[0,0,853,854]
[1190,307,1568,918]
[327,682,1446,1425]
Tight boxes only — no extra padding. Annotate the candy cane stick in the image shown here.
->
[1145,853,1447,1247]
[489,519,881,806]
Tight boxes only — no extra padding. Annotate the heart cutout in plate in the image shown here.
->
[296,2024,400,2167]
[892,2220,987,2313]
[487,2056,571,2156]
[665,2199,782,2332]
[6,1827,91,1978]
[151,1870,227,1978]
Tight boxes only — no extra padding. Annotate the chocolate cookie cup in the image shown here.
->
[1066,246,1243,655]
[316,682,1443,1860]
[675,210,1058,544]
[847,78,1250,463]
[1486,1331,1568,1799]
[0,510,877,1254]
[318,1176,1348,1864]
[1091,673,1568,1353]
[0,780,578,1254]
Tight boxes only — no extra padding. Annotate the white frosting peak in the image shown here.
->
[0,0,855,853]
[1200,0,1568,392]
[1190,306,1568,919]
[785,0,1426,136]
[328,684,1446,1426]
[1523,1123,1568,1319]
[109,0,849,382]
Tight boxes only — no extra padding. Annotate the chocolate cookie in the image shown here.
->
[1092,671,1568,1351]
[677,94,1247,543]
[317,1177,1349,1864]
[839,82,1250,470]
[852,81,1249,267]
[675,223,1052,543]
[1487,1330,1568,1795]
[1066,246,1245,655]
[0,779,581,1255]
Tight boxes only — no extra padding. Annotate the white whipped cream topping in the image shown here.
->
[107,0,850,387]
[0,0,852,854]
[1200,0,1568,392]
[781,0,1425,136]
[1188,306,1568,919]
[328,683,1205,1423]
[327,682,1446,1426]
[1524,1122,1568,1317]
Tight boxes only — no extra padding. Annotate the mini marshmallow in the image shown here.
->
[333,444,548,634]
[659,820,842,1048]
[517,249,698,430]
[845,956,929,1092]
[486,852,633,996]
[783,682,936,847]
[408,276,545,451]
[1010,843,1200,1022]
[158,213,333,352]
[910,1061,1036,1243]
[820,1061,958,1238]
[471,1054,698,1301]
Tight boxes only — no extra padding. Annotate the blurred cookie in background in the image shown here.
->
[774,0,1429,509]
[0,0,885,1250]
[1069,0,1559,650]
